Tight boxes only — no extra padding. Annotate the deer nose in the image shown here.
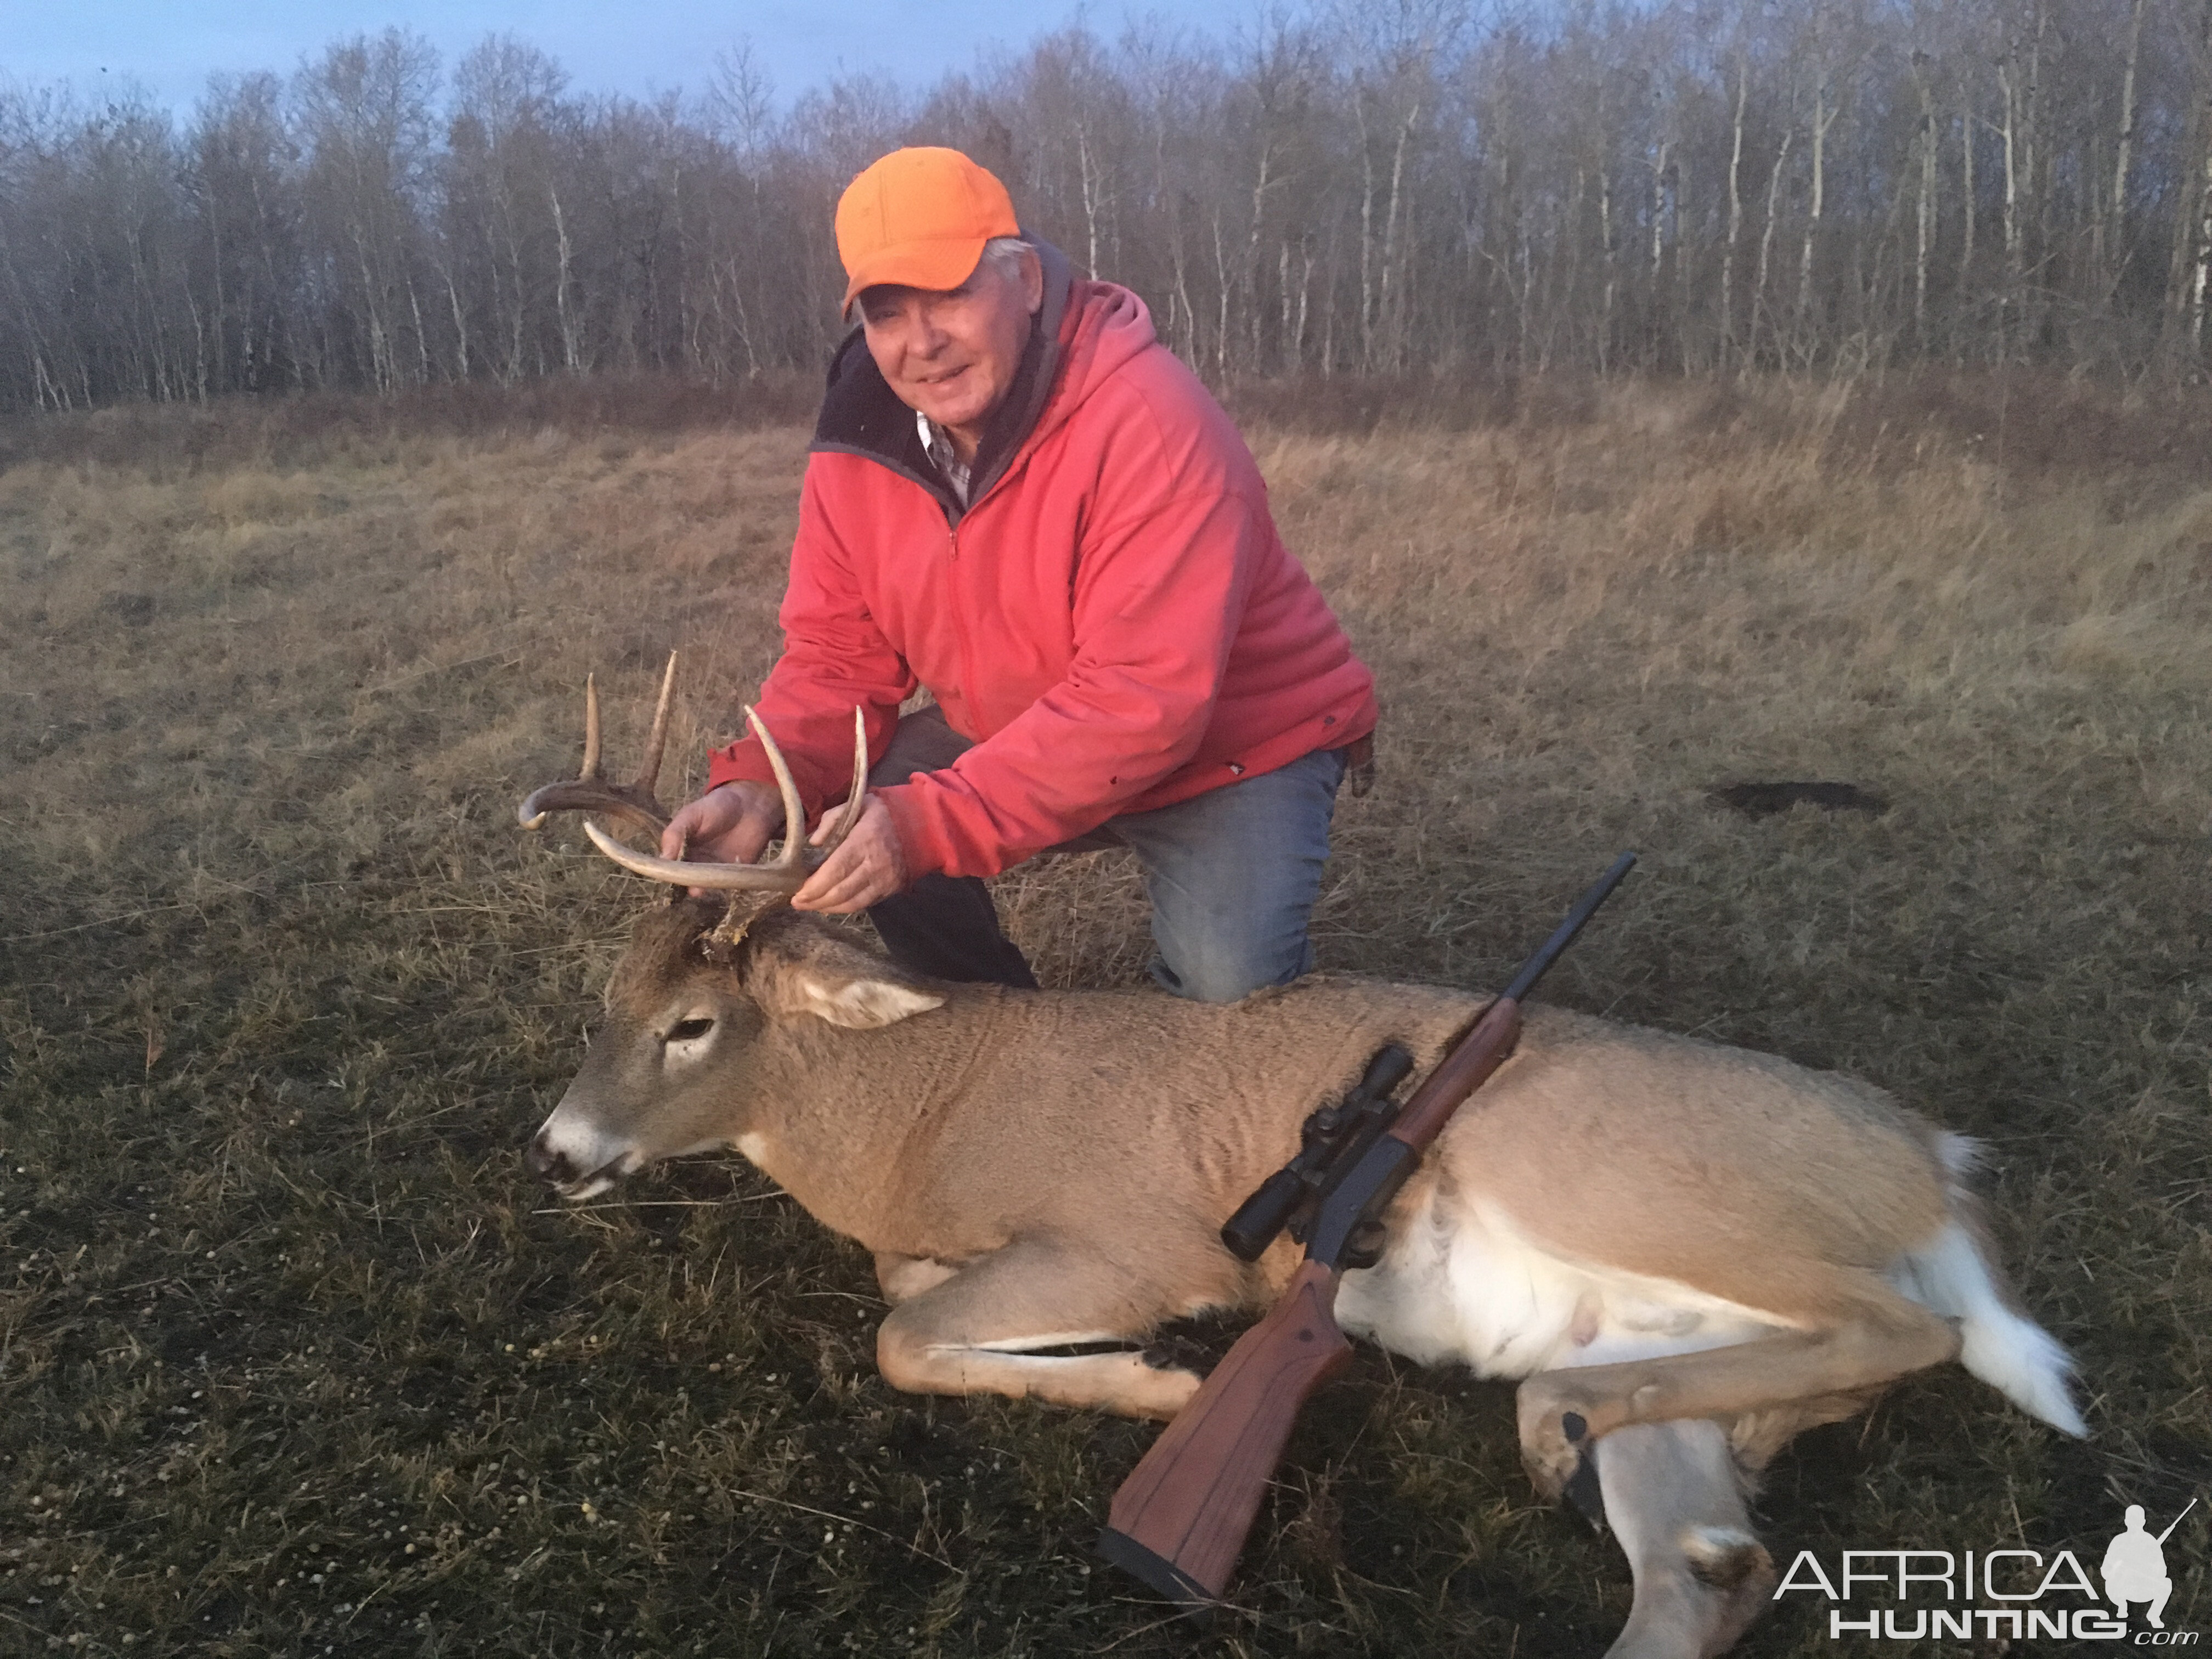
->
[526,1131,575,1187]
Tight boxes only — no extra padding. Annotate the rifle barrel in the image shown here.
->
[1502,850,1639,1005]
[1377,851,1638,1155]
[2157,1498,2198,1544]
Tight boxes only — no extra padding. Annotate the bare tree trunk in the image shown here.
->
[1721,51,1748,368]
[353,231,390,392]
[1211,207,1232,377]
[207,199,229,393]
[550,184,581,375]
[2194,162,2212,349]
[1960,93,1977,308]
[1378,99,1420,375]
[407,274,431,383]
[2163,0,2212,362]
[1320,222,1339,375]
[1797,73,1835,338]
[1356,88,1376,371]
[2021,0,2051,348]
[1076,123,1103,276]
[1755,128,1793,369]
[1172,230,1197,363]
[1914,70,1936,347]
[1245,139,1274,372]
[1998,59,2021,360]
[1676,150,1692,373]
[2188,127,2212,352]
[2109,0,2146,291]
[1599,156,1616,373]
[1649,136,1671,349]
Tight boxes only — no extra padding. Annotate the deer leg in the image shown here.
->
[875,1235,1229,1420]
[873,1251,958,1306]
[1595,1420,1776,1659]
[1516,1299,1960,1500]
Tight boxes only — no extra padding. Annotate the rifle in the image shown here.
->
[1096,851,1639,1614]
[2157,1499,2198,1545]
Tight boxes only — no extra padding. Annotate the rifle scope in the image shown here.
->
[1219,1045,1415,1262]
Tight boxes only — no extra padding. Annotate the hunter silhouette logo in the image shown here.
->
[2105,1501,2195,1630]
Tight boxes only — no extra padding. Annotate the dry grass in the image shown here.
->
[1,375,2208,1656]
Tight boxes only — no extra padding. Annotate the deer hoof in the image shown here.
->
[1683,1526,1774,1593]
[1516,1382,1599,1503]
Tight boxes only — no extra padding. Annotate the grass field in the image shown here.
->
[2,374,2209,1657]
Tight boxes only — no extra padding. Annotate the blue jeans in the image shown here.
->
[867,707,1347,1002]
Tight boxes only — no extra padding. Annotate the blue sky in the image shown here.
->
[8,0,1222,117]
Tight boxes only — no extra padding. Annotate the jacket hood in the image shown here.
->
[811,238,1157,522]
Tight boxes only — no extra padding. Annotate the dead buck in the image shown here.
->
[520,661,2084,1659]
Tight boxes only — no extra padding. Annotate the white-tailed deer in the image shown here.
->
[519,661,2084,1659]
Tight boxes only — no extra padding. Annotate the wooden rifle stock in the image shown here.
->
[1098,853,1637,1613]
[1094,1259,1353,1605]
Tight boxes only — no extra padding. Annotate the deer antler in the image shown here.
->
[518,652,679,837]
[520,653,872,893]
[581,704,870,893]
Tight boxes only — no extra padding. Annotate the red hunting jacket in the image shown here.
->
[706,241,1377,881]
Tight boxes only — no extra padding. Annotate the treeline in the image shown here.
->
[5,0,2212,413]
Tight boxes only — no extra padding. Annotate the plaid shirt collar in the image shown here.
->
[915,409,973,507]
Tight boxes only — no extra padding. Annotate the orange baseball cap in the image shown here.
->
[835,148,1019,314]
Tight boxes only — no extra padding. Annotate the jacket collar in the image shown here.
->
[810,238,1074,525]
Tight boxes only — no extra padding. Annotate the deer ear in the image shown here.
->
[788,974,946,1029]
[746,922,946,1029]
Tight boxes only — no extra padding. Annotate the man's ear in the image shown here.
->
[1019,246,1044,315]
[744,921,946,1030]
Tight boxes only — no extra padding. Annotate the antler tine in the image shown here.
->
[517,662,676,834]
[583,819,805,892]
[815,707,872,857]
[635,651,678,799]
[743,705,810,871]
[580,674,603,781]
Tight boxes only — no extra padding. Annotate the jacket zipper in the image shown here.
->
[946,521,981,730]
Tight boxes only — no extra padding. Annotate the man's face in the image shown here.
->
[857,247,1043,457]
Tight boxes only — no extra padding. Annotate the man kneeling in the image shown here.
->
[663,146,1376,1001]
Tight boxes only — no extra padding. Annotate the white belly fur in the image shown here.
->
[1336,1186,1793,1378]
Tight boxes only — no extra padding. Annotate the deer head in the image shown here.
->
[522,899,943,1199]
[517,658,940,1198]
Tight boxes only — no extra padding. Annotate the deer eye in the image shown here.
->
[665,1017,714,1044]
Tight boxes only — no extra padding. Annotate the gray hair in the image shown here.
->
[978,236,1034,283]
[849,235,1033,320]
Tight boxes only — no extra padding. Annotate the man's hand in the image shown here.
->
[791,794,907,913]
[661,780,783,867]
[660,781,907,911]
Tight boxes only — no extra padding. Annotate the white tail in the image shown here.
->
[1889,1134,2086,1436]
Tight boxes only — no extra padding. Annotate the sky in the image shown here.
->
[6,0,1222,118]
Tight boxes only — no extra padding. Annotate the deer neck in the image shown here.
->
[734,990,1011,1246]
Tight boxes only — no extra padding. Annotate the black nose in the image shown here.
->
[526,1133,575,1187]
